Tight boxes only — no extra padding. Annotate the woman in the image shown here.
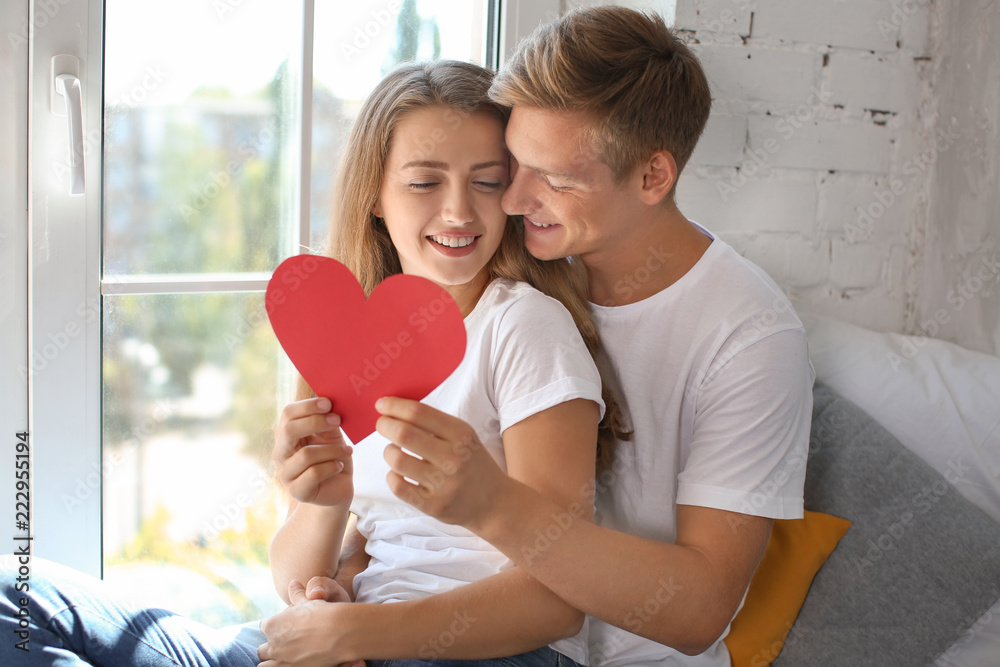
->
[0,60,626,667]
[261,60,627,667]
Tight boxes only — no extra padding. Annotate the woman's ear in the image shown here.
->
[639,150,678,205]
[372,200,383,218]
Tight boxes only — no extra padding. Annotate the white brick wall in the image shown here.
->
[752,0,928,52]
[829,240,890,291]
[827,51,921,113]
[724,235,831,289]
[747,117,893,173]
[916,0,1000,355]
[673,0,752,36]
[816,176,911,244]
[671,0,933,335]
[677,170,817,234]
[693,46,820,105]
[687,113,747,167]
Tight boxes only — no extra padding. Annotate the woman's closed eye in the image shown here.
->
[473,179,504,192]
[407,180,504,192]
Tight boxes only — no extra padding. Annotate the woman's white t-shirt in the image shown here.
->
[350,277,605,665]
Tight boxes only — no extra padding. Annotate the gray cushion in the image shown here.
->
[773,384,1000,666]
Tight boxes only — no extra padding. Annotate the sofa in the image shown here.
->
[729,315,1000,666]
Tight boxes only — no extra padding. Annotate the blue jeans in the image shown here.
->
[1,559,585,667]
[0,558,262,666]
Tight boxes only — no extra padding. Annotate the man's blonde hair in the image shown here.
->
[490,6,712,191]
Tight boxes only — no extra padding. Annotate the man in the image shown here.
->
[371,6,814,665]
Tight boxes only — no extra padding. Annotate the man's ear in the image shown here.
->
[639,150,677,205]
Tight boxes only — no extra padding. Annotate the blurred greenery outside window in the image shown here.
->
[102,0,490,626]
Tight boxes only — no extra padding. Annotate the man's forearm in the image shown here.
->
[472,478,771,656]
[343,566,583,660]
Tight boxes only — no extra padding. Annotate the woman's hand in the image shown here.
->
[257,580,365,667]
[273,397,354,506]
[302,575,351,603]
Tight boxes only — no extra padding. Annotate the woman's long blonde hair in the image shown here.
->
[300,60,629,471]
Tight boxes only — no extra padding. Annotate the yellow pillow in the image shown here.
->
[725,510,852,667]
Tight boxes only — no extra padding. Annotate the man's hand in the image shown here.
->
[274,397,354,506]
[375,397,511,532]
[257,580,364,667]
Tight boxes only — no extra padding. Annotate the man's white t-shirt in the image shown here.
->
[587,229,815,667]
[351,277,605,665]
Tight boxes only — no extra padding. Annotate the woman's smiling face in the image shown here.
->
[374,106,510,309]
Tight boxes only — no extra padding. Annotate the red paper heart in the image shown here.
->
[266,255,466,442]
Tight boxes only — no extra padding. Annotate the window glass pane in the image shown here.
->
[102,293,288,625]
[309,0,490,247]
[100,0,492,627]
[102,0,303,276]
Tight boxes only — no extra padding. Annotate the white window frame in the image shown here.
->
[4,0,560,575]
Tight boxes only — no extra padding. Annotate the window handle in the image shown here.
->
[53,63,85,196]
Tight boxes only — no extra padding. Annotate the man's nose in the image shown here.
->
[501,164,531,216]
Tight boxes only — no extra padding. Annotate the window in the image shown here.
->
[7,0,560,626]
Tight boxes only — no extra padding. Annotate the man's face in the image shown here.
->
[502,107,642,262]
